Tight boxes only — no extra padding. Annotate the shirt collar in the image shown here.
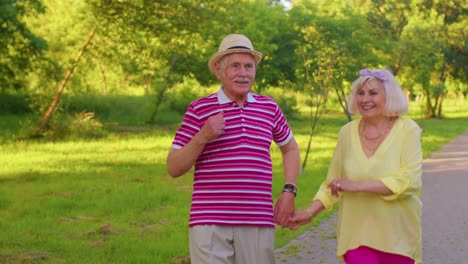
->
[217,86,256,104]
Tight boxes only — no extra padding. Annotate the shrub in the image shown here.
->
[43,111,107,140]
[165,77,218,114]
[0,94,31,114]
[262,87,299,120]
[61,95,155,126]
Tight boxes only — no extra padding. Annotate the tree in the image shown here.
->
[398,0,467,118]
[35,27,97,135]
[304,0,467,118]
[298,48,331,172]
[0,0,47,93]
[291,2,385,121]
[85,0,227,122]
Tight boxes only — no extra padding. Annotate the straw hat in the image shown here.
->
[208,34,263,74]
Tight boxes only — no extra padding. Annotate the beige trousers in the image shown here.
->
[189,225,275,264]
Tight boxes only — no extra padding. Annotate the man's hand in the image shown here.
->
[286,210,313,230]
[198,111,225,143]
[274,192,295,228]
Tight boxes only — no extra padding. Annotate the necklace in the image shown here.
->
[360,117,396,153]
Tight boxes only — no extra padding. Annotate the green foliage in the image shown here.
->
[218,1,296,89]
[1,0,467,135]
[164,77,213,114]
[61,95,163,126]
[0,114,37,143]
[43,111,107,140]
[0,94,31,114]
[22,0,98,96]
[262,86,300,119]
[0,0,47,92]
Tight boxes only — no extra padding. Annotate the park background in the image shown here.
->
[1,0,466,263]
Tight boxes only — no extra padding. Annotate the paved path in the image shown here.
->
[275,130,468,264]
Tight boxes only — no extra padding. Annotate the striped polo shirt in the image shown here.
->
[171,87,293,227]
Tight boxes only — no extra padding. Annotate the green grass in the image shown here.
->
[0,133,184,263]
[0,98,467,263]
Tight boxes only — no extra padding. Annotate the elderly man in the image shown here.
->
[167,33,300,264]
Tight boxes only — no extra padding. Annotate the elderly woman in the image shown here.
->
[289,69,422,264]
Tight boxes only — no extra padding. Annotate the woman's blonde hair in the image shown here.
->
[348,68,408,116]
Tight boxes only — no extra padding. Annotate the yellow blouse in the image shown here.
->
[314,117,422,263]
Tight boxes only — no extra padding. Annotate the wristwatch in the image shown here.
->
[282,184,297,197]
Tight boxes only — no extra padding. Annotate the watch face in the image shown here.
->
[283,184,297,196]
[284,184,296,191]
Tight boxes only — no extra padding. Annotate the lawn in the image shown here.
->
[0,99,467,263]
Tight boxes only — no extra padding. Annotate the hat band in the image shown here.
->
[227,46,251,50]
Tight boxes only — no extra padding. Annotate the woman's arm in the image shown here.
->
[329,178,393,196]
[287,200,325,230]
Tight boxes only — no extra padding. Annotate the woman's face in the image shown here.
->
[356,79,387,118]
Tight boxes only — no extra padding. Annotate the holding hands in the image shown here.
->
[286,209,314,230]
[274,192,296,227]
[285,178,359,230]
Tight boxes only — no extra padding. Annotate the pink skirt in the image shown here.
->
[344,246,415,264]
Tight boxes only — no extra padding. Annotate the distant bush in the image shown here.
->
[164,79,300,120]
[262,87,299,120]
[61,95,157,126]
[165,77,214,114]
[44,111,107,140]
[0,94,31,114]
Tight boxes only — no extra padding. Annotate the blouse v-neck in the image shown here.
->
[355,118,400,160]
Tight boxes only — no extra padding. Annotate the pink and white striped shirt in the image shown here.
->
[171,88,293,227]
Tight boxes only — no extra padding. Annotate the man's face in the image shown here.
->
[215,53,256,98]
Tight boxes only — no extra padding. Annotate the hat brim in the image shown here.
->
[208,49,263,74]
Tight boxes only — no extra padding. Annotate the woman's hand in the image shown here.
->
[286,210,313,230]
[328,178,361,196]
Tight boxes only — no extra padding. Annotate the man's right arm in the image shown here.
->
[167,111,225,178]
[166,133,209,178]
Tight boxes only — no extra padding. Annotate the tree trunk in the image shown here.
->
[424,89,435,118]
[334,84,353,121]
[299,52,329,171]
[147,56,178,124]
[301,118,316,172]
[334,85,352,122]
[391,56,402,76]
[436,93,444,119]
[436,67,448,119]
[301,132,313,173]
[34,27,96,136]
[97,59,107,96]
[145,76,152,95]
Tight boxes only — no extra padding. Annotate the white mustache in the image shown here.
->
[234,77,250,83]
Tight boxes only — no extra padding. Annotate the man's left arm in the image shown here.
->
[274,137,300,227]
